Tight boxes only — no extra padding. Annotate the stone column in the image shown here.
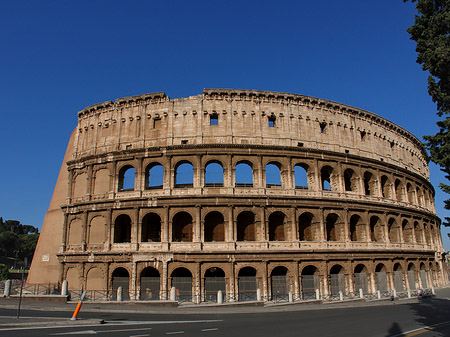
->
[162,206,169,243]
[319,208,325,242]
[161,260,168,300]
[228,206,234,242]
[195,206,201,242]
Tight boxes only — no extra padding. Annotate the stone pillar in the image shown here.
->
[133,208,139,251]
[319,208,325,242]
[161,260,168,300]
[131,262,137,300]
[195,206,201,242]
[163,206,169,243]
[260,206,267,241]
[343,208,349,244]
[228,206,234,242]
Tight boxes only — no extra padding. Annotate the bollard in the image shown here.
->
[377,290,381,299]
[431,286,435,295]
[407,290,411,298]
[288,291,293,303]
[256,288,261,301]
[339,291,343,301]
[61,280,68,296]
[217,290,223,304]
[117,286,123,302]
[71,290,87,320]
[359,288,364,299]
[170,287,176,301]
[4,280,11,297]
[315,288,320,300]
[393,289,397,298]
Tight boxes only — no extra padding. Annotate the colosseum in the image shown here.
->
[28,89,448,303]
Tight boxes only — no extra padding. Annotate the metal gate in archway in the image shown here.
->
[376,272,388,293]
[354,272,369,295]
[301,275,319,300]
[408,271,416,290]
[140,277,160,300]
[330,274,345,296]
[204,277,226,302]
[238,276,258,301]
[172,277,192,302]
[420,270,428,288]
[112,277,129,300]
[394,271,404,292]
[271,275,289,301]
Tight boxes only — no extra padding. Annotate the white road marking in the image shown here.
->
[129,335,150,337]
[389,319,450,337]
[166,332,185,335]
[51,327,153,335]
[201,328,219,332]
[50,331,97,335]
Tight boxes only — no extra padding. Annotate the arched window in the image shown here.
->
[205,161,224,187]
[140,267,160,300]
[416,187,423,206]
[326,213,339,241]
[414,221,423,244]
[402,220,413,243]
[270,266,289,299]
[118,165,135,191]
[380,175,392,199]
[141,213,161,242]
[171,267,192,301]
[238,267,258,301]
[294,164,308,189]
[395,179,404,201]
[204,211,225,242]
[354,264,369,295]
[330,265,346,295]
[298,212,314,241]
[407,183,415,203]
[235,161,253,187]
[344,169,357,192]
[114,214,131,243]
[175,161,194,187]
[145,163,164,189]
[363,171,374,196]
[301,266,320,299]
[321,166,333,191]
[266,162,282,187]
[112,267,130,300]
[370,216,384,242]
[237,211,256,241]
[349,214,363,242]
[268,211,285,241]
[204,267,225,302]
[388,218,400,243]
[172,212,193,242]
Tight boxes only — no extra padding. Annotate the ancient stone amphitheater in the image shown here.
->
[28,89,447,303]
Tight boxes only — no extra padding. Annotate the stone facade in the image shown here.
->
[28,89,447,302]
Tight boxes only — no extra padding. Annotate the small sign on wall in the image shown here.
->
[42,254,50,262]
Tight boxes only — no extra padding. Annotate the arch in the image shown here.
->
[266,162,282,187]
[294,164,309,189]
[205,161,224,187]
[145,163,164,189]
[416,187,423,206]
[140,267,160,300]
[238,267,258,301]
[113,214,131,243]
[204,267,226,302]
[270,266,289,300]
[118,165,135,191]
[171,267,192,302]
[402,220,413,244]
[375,263,388,293]
[204,211,225,242]
[235,161,253,187]
[111,267,130,300]
[407,263,417,290]
[344,169,358,192]
[301,265,320,299]
[414,221,423,244]
[321,166,333,191]
[86,267,103,291]
[363,171,374,196]
[141,213,161,242]
[68,218,83,246]
[370,216,384,242]
[66,268,82,290]
[419,263,428,288]
[175,161,194,187]
[380,175,392,199]
[393,263,405,292]
[73,172,87,198]
[172,211,193,242]
[88,216,106,245]
[237,211,256,241]
[298,212,314,241]
[395,179,404,201]
[388,218,401,243]
[93,168,110,195]
[326,213,340,241]
[330,265,346,296]
[354,264,369,294]
[349,214,364,242]
[407,183,415,203]
[424,223,432,245]
[268,211,286,241]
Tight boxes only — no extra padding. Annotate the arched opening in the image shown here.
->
[298,212,314,241]
[370,216,384,242]
[171,267,193,302]
[330,265,346,296]
[402,220,413,244]
[420,264,428,289]
[118,165,135,191]
[414,221,423,244]
[349,214,364,242]
[301,265,320,299]
[407,183,415,203]
[381,175,392,199]
[321,166,333,191]
[270,266,289,301]
[204,267,226,302]
[205,161,224,187]
[235,161,253,187]
[266,162,282,188]
[111,267,129,301]
[237,211,256,241]
[268,211,285,241]
[86,268,102,291]
[354,264,369,295]
[294,164,308,189]
[344,169,358,192]
[238,267,258,301]
[375,264,388,293]
[424,224,432,245]
[175,161,194,188]
[141,213,161,242]
[363,171,374,196]
[326,213,339,241]
[145,163,164,189]
[172,212,193,242]
[204,211,225,242]
[140,267,160,300]
[395,179,404,201]
[393,263,405,292]
[388,218,400,243]
[114,214,131,243]
[407,263,416,290]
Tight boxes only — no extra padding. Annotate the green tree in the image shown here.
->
[0,264,9,280]
[405,0,450,225]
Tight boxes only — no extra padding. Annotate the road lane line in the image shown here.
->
[389,320,450,337]
[129,335,150,337]
[51,327,152,335]
[166,331,184,335]
[201,328,219,332]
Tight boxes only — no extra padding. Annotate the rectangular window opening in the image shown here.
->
[210,113,218,125]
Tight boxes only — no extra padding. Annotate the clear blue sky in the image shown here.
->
[1,1,449,248]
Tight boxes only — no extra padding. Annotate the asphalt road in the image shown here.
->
[3,294,450,337]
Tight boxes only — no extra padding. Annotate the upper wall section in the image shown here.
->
[74,89,430,179]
